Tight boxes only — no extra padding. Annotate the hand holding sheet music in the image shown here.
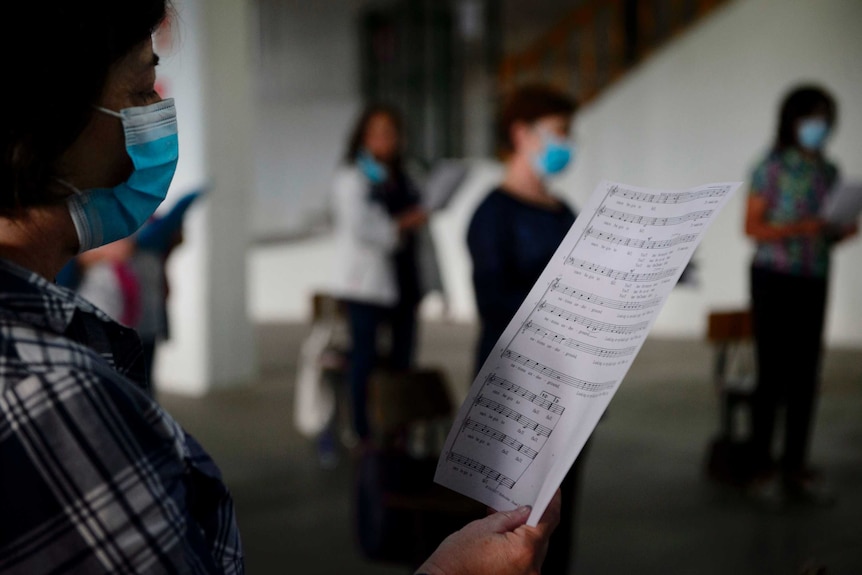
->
[434,180,742,525]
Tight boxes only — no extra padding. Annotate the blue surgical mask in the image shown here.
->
[797,118,830,152]
[357,150,388,185]
[532,130,574,178]
[65,99,179,252]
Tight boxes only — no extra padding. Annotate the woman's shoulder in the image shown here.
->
[332,164,370,201]
[751,149,782,173]
[333,163,364,186]
[750,149,784,189]
[480,187,526,209]
[472,188,513,219]
[478,187,573,216]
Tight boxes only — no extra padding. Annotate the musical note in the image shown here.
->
[585,227,698,250]
[463,419,539,459]
[486,374,566,415]
[521,322,636,358]
[565,258,679,282]
[536,301,649,335]
[501,350,618,393]
[549,279,662,310]
[435,180,742,520]
[475,395,554,437]
[609,186,728,204]
[598,206,713,226]
[446,452,516,488]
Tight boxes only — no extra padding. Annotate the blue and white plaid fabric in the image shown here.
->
[0,259,243,574]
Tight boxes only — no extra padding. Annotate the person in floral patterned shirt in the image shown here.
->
[744,85,857,506]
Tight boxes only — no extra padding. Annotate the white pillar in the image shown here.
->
[154,0,258,395]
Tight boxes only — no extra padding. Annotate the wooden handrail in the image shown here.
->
[499,0,732,105]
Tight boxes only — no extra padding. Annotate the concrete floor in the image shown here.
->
[161,322,862,574]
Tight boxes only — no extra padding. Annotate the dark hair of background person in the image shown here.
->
[775,85,838,151]
[345,103,406,173]
[1,0,169,212]
[496,84,578,159]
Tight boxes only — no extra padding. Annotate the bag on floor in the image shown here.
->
[294,324,336,438]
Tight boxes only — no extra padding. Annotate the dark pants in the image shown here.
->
[750,266,827,475]
[347,300,418,439]
[543,441,590,575]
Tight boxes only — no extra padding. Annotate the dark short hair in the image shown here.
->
[345,103,405,169]
[775,85,837,151]
[496,84,577,157]
[1,0,168,211]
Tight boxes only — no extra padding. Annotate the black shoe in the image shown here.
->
[784,470,836,507]
[745,473,785,510]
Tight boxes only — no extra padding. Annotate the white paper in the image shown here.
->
[821,181,862,226]
[422,160,470,211]
[434,180,742,526]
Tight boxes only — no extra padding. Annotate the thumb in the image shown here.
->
[482,505,532,534]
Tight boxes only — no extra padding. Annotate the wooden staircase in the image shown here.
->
[499,0,733,105]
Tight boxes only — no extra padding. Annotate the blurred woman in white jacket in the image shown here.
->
[331,104,429,440]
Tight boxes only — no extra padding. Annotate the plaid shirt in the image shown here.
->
[0,259,243,574]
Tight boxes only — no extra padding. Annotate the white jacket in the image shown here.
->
[330,166,401,306]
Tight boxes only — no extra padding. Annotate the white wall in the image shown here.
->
[252,0,367,238]
[249,0,862,347]
[558,0,862,346]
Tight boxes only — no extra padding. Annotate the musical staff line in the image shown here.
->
[475,396,553,437]
[537,301,649,335]
[486,374,565,415]
[610,186,729,204]
[446,452,516,488]
[502,350,617,393]
[549,279,662,311]
[464,418,539,460]
[586,227,698,250]
[522,321,636,358]
[506,278,558,358]
[565,258,678,282]
[599,206,713,226]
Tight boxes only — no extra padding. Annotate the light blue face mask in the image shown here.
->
[532,130,575,178]
[357,150,388,185]
[797,118,830,152]
[66,98,179,252]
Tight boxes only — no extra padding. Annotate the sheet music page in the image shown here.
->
[434,180,742,526]
[821,181,862,226]
[422,160,470,211]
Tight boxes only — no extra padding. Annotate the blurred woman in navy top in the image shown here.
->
[469,190,576,368]
[467,85,580,575]
[468,85,577,371]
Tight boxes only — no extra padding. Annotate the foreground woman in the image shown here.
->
[0,2,558,573]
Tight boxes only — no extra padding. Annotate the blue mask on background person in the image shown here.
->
[65,99,179,252]
[797,118,830,152]
[357,150,388,185]
[532,130,574,178]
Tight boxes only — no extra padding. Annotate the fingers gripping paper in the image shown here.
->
[435,180,742,525]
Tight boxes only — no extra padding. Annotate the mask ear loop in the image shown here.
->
[54,178,82,196]
[94,106,124,120]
